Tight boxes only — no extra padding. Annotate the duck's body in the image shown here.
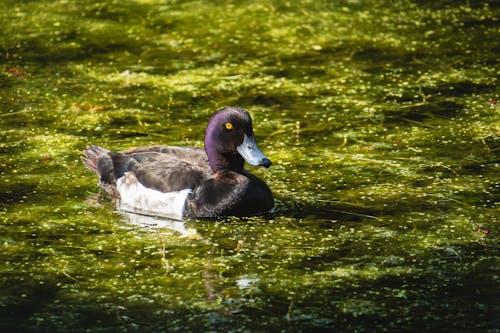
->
[82,107,274,219]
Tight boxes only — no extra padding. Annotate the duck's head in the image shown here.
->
[204,107,272,172]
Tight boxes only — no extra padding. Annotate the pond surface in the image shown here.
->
[1,0,499,331]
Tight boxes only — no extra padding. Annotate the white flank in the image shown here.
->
[116,173,191,220]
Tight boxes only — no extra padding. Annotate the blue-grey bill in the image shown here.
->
[236,134,272,168]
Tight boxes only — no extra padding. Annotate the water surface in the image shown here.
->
[1,0,499,331]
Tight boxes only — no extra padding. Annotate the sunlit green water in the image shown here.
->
[1,0,499,331]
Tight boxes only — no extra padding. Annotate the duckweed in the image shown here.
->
[0,0,498,332]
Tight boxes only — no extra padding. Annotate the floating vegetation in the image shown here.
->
[0,0,498,332]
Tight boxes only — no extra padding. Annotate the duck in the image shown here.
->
[82,106,274,219]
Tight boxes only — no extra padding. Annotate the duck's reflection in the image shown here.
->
[119,210,256,310]
[120,211,200,238]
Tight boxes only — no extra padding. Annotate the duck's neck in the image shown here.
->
[206,146,244,173]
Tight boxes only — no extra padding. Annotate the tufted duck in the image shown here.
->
[82,107,274,219]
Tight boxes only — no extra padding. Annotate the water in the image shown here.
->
[1,0,499,331]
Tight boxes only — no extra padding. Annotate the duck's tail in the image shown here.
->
[82,146,108,173]
[82,146,119,197]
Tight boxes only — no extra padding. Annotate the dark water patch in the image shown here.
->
[0,182,36,204]
[268,51,340,77]
[139,50,200,72]
[0,140,28,158]
[80,1,151,22]
[276,199,381,223]
[18,39,143,64]
[0,71,20,89]
[460,155,499,176]
[0,282,62,329]
[235,93,299,109]
[454,184,499,209]
[0,112,57,129]
[262,64,327,80]
[422,82,496,97]
[462,15,500,29]
[107,112,145,129]
[383,101,463,123]
[413,0,500,10]
[353,46,413,64]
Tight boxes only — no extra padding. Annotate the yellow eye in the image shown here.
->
[225,122,233,130]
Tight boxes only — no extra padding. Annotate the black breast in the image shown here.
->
[184,171,274,218]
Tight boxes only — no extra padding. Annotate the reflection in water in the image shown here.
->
[120,211,200,238]
[121,210,255,310]
[236,275,259,290]
[86,192,201,238]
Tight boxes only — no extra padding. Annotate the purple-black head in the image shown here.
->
[204,107,272,172]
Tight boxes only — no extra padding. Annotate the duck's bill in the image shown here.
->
[237,134,272,168]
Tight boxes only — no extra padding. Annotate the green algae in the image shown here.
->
[0,0,499,332]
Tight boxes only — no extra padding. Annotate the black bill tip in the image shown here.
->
[260,158,272,168]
